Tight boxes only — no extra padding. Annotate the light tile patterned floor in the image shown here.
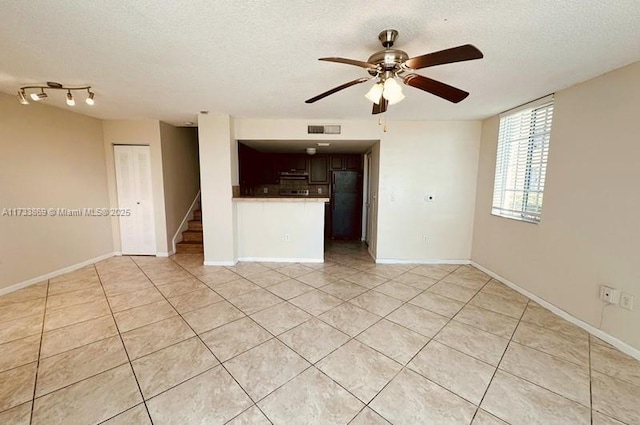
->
[0,242,639,424]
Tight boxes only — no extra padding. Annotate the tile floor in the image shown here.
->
[1,242,639,424]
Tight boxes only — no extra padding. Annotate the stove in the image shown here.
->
[280,189,309,196]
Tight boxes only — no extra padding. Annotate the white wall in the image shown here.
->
[235,200,325,262]
[198,114,236,264]
[472,61,640,350]
[103,120,169,255]
[235,118,382,140]
[0,93,113,290]
[234,118,481,262]
[159,123,200,251]
[375,121,481,262]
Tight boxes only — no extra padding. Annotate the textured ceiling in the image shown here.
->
[1,0,639,126]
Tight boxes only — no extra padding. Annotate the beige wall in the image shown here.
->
[198,114,236,264]
[0,93,113,290]
[375,121,481,262]
[103,120,169,255]
[234,118,481,262]
[159,123,200,251]
[366,142,381,258]
[472,62,640,350]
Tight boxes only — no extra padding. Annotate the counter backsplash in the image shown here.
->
[242,182,329,197]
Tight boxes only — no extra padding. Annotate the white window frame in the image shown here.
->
[491,95,554,223]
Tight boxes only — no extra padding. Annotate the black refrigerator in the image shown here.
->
[331,170,362,239]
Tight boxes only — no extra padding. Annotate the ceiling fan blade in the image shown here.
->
[404,44,483,70]
[319,57,377,70]
[305,77,370,103]
[403,74,469,103]
[372,95,388,115]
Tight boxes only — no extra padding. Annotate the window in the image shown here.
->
[492,95,554,223]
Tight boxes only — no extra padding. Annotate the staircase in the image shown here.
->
[176,208,204,254]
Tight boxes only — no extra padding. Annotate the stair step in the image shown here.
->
[188,220,202,231]
[182,230,203,242]
[176,241,203,254]
[193,210,201,220]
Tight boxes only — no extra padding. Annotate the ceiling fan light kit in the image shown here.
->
[365,83,384,104]
[17,82,95,107]
[306,29,483,114]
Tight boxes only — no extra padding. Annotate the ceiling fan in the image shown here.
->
[305,29,483,114]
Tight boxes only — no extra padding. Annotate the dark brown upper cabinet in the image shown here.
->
[330,154,362,171]
[309,155,328,184]
[279,154,308,173]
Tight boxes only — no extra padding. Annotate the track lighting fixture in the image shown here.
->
[17,82,95,107]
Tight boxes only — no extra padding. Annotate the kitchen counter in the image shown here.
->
[234,197,329,202]
[234,197,326,262]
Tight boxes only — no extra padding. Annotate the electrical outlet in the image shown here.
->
[620,293,634,311]
[283,234,291,242]
[263,187,268,194]
[317,187,322,194]
[422,235,428,244]
[600,285,620,304]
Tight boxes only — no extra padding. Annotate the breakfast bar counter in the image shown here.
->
[233,197,329,262]
[233,197,329,202]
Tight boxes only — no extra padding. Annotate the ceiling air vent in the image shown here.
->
[307,125,341,135]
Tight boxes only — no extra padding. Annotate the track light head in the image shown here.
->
[66,91,75,106]
[31,89,47,101]
[85,91,95,105]
[17,90,29,105]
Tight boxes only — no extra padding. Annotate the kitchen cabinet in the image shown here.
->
[238,143,258,186]
[239,145,280,186]
[259,154,279,184]
[330,154,362,171]
[279,154,308,173]
[309,155,328,183]
[345,154,362,170]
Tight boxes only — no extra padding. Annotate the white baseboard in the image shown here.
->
[376,258,471,265]
[0,252,117,296]
[237,257,323,263]
[471,261,640,361]
[156,251,174,258]
[204,260,237,266]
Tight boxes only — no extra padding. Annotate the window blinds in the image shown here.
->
[492,96,554,223]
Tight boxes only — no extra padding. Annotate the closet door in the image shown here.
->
[114,145,156,255]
